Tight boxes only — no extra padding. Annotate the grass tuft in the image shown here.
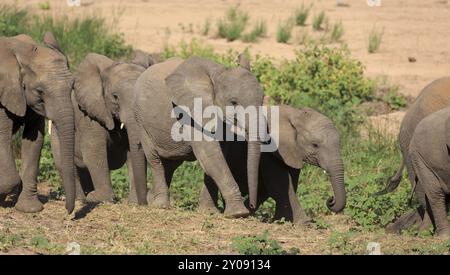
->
[312,11,326,31]
[295,4,310,26]
[276,20,294,43]
[368,26,384,53]
[217,5,249,41]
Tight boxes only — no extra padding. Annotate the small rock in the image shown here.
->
[408,57,417,63]
[367,242,382,255]
[66,242,81,255]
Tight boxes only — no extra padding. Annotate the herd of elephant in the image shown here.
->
[0,32,449,239]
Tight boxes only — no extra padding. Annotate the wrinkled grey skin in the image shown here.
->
[50,53,147,204]
[0,33,75,213]
[199,105,346,224]
[407,106,450,238]
[130,56,265,218]
[378,77,450,234]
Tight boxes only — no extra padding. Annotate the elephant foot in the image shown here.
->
[223,202,249,219]
[436,227,450,239]
[86,190,115,203]
[147,192,170,209]
[15,195,43,213]
[385,209,422,234]
[293,216,313,226]
[127,192,139,205]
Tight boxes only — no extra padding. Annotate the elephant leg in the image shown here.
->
[198,175,220,213]
[81,137,114,203]
[15,116,45,213]
[412,154,450,238]
[126,151,147,204]
[0,108,21,196]
[146,154,171,209]
[192,141,249,218]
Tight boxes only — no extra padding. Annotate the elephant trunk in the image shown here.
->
[126,119,148,205]
[326,159,346,213]
[247,140,260,210]
[52,99,76,214]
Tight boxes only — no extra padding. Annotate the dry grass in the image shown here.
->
[0,183,447,255]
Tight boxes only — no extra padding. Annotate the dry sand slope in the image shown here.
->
[6,0,450,135]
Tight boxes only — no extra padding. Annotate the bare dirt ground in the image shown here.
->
[1,0,450,254]
[0,183,446,255]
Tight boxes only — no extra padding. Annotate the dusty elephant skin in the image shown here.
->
[407,106,450,238]
[378,77,450,234]
[0,33,75,214]
[199,105,346,225]
[129,56,265,218]
[50,53,148,205]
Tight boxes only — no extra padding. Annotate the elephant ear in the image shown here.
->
[237,53,251,71]
[165,56,224,125]
[0,39,26,117]
[43,31,64,54]
[74,53,115,130]
[273,106,305,169]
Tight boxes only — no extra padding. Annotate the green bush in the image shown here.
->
[252,43,375,131]
[241,19,267,43]
[233,230,299,255]
[295,4,310,26]
[312,11,326,31]
[368,27,383,53]
[276,20,294,43]
[217,6,249,41]
[0,4,132,68]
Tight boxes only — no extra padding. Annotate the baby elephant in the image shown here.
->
[51,53,147,203]
[408,106,450,238]
[200,105,346,224]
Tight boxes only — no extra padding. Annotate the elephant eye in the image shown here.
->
[113,94,118,100]
[312,143,319,148]
[230,99,238,106]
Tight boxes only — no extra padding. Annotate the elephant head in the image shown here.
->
[0,32,75,213]
[165,56,265,209]
[274,105,346,213]
[73,53,147,204]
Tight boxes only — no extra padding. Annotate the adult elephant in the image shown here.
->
[0,33,75,213]
[50,53,148,204]
[377,77,450,233]
[130,56,265,218]
[199,105,346,224]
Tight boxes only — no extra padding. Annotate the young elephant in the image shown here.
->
[199,105,346,224]
[129,56,265,218]
[379,77,450,233]
[50,53,147,204]
[408,106,450,238]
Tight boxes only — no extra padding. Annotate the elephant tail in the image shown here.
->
[374,158,405,196]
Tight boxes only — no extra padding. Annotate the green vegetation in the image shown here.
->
[38,2,51,11]
[328,231,358,254]
[233,230,300,255]
[241,19,267,43]
[201,18,211,36]
[312,11,327,31]
[0,4,132,68]
[329,21,344,42]
[368,26,384,53]
[217,5,249,41]
[295,4,311,26]
[276,20,294,43]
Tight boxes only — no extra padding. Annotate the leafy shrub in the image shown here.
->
[368,27,384,53]
[217,6,249,41]
[0,5,132,68]
[329,21,344,42]
[328,231,358,254]
[233,230,299,255]
[312,11,326,31]
[241,19,267,43]
[295,4,310,26]
[383,87,406,110]
[252,43,375,131]
[276,20,294,43]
